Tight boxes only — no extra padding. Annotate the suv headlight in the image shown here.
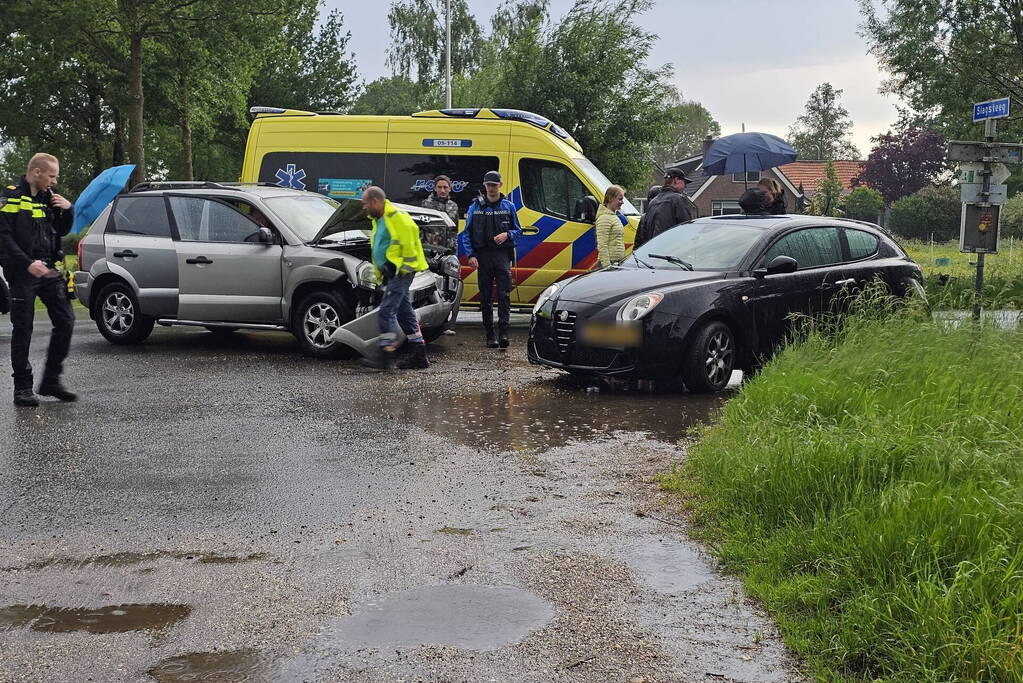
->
[618,292,663,321]
[357,262,379,289]
[533,283,559,315]
[440,254,460,278]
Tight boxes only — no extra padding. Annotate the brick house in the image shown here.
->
[647,145,866,217]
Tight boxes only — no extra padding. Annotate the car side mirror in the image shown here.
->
[754,255,798,277]
[257,227,274,244]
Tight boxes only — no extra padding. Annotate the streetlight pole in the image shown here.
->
[445,0,452,109]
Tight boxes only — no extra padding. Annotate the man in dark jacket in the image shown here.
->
[0,153,76,406]
[635,168,696,247]
[457,170,522,348]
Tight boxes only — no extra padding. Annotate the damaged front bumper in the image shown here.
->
[329,271,462,356]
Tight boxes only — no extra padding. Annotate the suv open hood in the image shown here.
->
[311,200,374,243]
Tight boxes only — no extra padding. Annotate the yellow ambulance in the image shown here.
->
[240,107,640,306]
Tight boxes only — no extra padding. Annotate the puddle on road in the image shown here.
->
[149,649,272,682]
[0,603,191,634]
[324,585,554,652]
[392,382,729,452]
[7,551,267,571]
[627,538,716,593]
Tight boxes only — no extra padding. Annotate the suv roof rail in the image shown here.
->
[129,181,243,193]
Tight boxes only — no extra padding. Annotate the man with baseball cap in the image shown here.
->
[635,167,697,247]
[458,170,522,348]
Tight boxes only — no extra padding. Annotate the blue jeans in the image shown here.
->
[378,272,423,349]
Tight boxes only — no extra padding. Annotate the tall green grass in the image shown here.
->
[662,299,1023,681]
[904,239,1023,309]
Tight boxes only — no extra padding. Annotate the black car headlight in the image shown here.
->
[617,292,663,321]
[533,283,559,316]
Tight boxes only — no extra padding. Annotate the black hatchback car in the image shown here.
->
[528,215,922,392]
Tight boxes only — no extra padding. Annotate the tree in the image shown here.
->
[788,83,861,161]
[855,127,947,205]
[842,186,884,223]
[652,96,721,167]
[887,185,961,241]
[859,1,1023,142]
[809,161,844,216]
[350,76,431,115]
[1001,192,1023,239]
[386,0,482,89]
[248,2,360,113]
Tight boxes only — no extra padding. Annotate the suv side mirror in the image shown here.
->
[257,227,274,244]
[753,255,798,278]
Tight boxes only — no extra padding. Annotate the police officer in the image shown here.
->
[0,153,76,406]
[458,171,522,348]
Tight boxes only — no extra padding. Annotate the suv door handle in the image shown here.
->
[185,256,213,265]
[113,250,138,258]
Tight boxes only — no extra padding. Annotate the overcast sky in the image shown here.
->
[330,0,900,156]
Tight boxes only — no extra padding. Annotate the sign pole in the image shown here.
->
[973,118,998,322]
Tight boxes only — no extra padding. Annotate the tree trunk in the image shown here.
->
[179,69,193,181]
[112,108,126,166]
[87,85,104,178]
[128,32,145,186]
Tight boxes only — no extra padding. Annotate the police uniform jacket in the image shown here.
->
[457,194,523,258]
[0,176,73,273]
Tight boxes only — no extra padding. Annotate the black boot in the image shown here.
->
[361,347,396,371]
[397,343,429,369]
[485,329,499,348]
[13,389,39,407]
[38,379,77,402]
[498,327,509,349]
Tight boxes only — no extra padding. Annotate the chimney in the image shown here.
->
[702,134,714,159]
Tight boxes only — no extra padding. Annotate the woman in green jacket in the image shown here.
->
[595,184,626,268]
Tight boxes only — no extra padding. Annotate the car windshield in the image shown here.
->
[263,194,342,241]
[633,221,765,270]
[573,157,640,215]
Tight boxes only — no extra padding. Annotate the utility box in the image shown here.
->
[960,203,1000,253]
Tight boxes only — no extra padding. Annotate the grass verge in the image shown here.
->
[904,239,1023,308]
[661,299,1023,681]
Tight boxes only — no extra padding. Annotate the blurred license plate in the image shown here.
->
[579,321,641,347]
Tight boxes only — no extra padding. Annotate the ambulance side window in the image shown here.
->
[385,154,500,219]
[519,158,589,221]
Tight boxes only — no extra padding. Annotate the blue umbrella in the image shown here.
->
[701,133,798,187]
[71,164,135,234]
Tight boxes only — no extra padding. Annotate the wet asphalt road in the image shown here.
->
[0,317,801,682]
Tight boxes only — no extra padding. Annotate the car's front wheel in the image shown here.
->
[95,281,155,345]
[294,290,354,359]
[681,320,736,393]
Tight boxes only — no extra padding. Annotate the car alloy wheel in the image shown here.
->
[303,302,341,349]
[704,328,733,388]
[102,291,135,335]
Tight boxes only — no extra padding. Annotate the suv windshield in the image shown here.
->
[263,194,341,241]
[573,157,639,215]
[633,221,765,270]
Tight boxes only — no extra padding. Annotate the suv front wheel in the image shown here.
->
[294,290,354,359]
[95,281,155,345]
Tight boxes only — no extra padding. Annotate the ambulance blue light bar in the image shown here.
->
[439,108,482,117]
[491,109,569,139]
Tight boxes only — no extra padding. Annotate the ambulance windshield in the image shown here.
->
[573,158,639,215]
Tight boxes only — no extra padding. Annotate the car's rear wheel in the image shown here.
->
[681,320,736,393]
[294,290,354,359]
[95,281,155,345]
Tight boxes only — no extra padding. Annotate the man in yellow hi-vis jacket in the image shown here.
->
[361,186,430,370]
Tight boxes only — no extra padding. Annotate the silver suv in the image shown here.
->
[74,183,462,358]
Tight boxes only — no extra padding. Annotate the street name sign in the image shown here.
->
[973,98,1011,122]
